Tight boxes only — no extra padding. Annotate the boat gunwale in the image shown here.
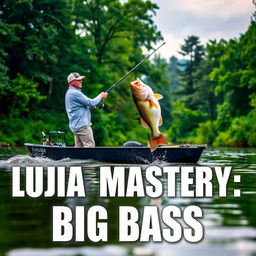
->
[24,143,206,150]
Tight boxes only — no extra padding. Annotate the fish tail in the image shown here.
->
[150,134,168,152]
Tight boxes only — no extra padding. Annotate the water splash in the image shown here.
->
[0,154,95,169]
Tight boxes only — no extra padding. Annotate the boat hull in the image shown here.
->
[24,143,205,164]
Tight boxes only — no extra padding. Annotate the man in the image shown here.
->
[65,72,108,147]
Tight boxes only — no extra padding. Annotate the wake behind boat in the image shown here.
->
[24,142,206,164]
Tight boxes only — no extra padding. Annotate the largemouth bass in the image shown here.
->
[130,78,168,151]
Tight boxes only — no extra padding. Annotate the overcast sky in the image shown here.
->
[151,0,255,59]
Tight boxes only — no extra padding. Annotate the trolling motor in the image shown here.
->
[42,131,66,146]
[94,42,166,110]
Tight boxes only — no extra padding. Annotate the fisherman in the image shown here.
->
[65,72,108,147]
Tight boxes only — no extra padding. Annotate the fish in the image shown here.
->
[130,78,168,151]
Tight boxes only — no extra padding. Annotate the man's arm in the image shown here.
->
[76,91,108,107]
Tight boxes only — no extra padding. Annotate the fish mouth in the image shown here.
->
[130,80,141,88]
[130,80,144,95]
[130,78,144,89]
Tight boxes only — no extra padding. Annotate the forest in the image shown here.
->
[0,0,255,147]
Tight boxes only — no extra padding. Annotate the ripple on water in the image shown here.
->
[6,246,127,256]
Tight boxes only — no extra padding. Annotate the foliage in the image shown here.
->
[193,120,217,145]
[0,1,255,148]
[167,102,206,143]
[167,56,181,94]
[178,35,205,109]
[166,13,256,147]
[213,108,256,147]
[2,74,46,118]
[0,0,164,146]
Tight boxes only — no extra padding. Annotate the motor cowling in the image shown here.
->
[123,141,144,147]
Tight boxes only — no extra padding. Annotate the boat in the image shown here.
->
[24,143,206,164]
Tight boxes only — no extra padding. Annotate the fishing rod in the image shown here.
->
[96,42,166,109]
[106,41,166,93]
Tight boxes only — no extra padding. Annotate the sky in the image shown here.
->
[151,0,255,60]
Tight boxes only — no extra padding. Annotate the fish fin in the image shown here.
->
[140,117,149,128]
[150,134,168,152]
[149,100,158,108]
[158,116,163,126]
[154,93,163,100]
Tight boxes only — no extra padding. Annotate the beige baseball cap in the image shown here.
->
[67,72,85,83]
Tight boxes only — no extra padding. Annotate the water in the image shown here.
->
[0,147,255,256]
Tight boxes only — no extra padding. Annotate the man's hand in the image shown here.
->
[100,92,108,101]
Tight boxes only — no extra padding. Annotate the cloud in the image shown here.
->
[154,33,182,60]
[152,0,254,59]
[171,0,252,20]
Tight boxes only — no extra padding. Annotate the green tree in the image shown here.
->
[167,56,181,94]
[191,39,227,120]
[167,101,206,143]
[0,0,164,146]
[69,0,163,145]
[178,35,205,106]
[69,0,162,111]
[210,12,256,146]
[0,0,74,112]
[72,0,161,64]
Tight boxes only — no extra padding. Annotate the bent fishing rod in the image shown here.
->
[95,42,166,109]
[106,41,166,93]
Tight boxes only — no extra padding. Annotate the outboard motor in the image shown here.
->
[123,141,144,147]
[49,131,66,146]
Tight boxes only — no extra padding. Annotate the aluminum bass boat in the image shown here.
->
[24,143,206,164]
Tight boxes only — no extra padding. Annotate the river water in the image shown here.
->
[0,147,255,256]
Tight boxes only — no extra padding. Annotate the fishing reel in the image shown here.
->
[91,104,105,110]
[98,103,105,109]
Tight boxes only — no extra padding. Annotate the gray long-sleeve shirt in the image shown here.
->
[65,86,102,132]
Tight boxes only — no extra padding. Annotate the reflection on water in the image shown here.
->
[0,147,256,256]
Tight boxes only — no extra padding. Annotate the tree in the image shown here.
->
[190,39,227,120]
[178,35,205,100]
[0,0,166,146]
[167,56,181,94]
[72,0,161,64]
[0,0,75,109]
